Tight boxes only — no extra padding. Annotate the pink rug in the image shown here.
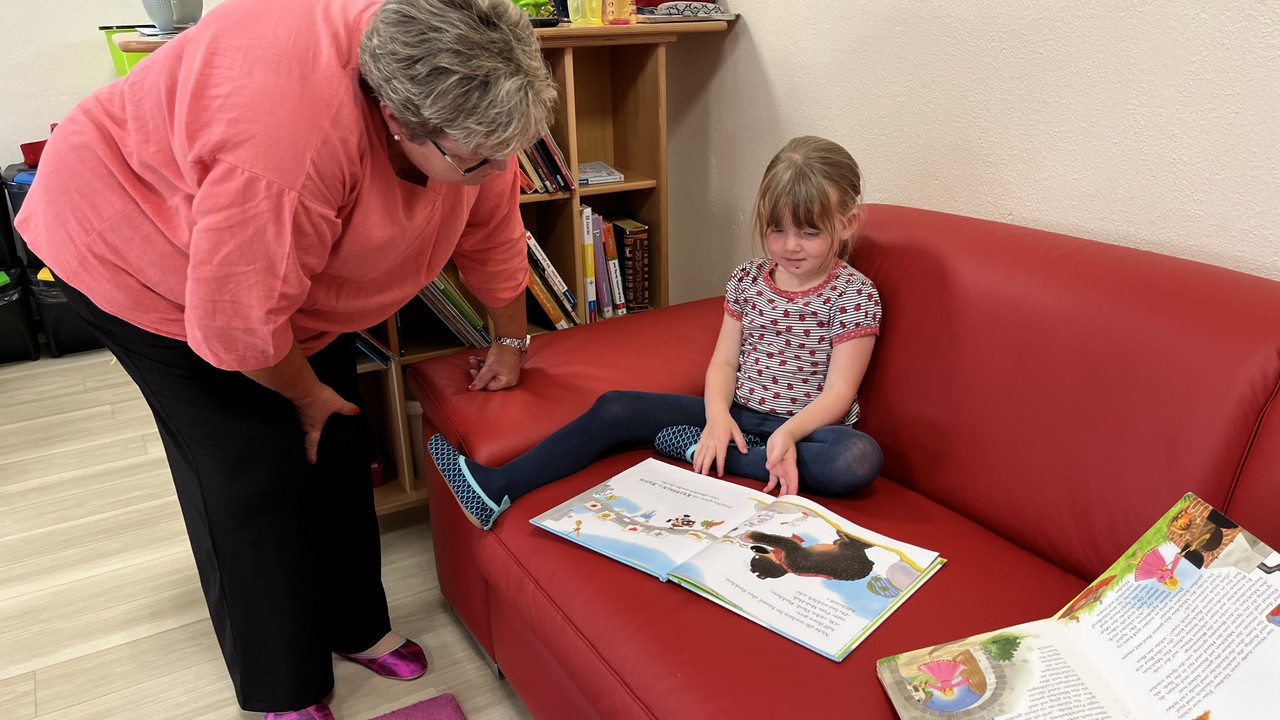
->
[368,693,466,720]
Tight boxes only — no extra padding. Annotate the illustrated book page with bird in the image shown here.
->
[876,492,1280,720]
[530,458,945,661]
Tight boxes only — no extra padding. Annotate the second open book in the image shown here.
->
[530,458,946,661]
[876,493,1280,719]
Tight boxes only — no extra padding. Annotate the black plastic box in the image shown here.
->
[26,266,103,357]
[0,264,40,363]
[2,163,40,268]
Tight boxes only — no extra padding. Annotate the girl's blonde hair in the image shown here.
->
[752,136,863,264]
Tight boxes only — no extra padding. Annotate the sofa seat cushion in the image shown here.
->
[477,449,1087,719]
[409,298,724,467]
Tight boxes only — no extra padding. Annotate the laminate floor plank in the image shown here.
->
[0,673,36,720]
[0,350,532,720]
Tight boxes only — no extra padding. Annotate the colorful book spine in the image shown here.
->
[608,215,650,311]
[419,286,484,347]
[528,141,562,192]
[517,149,548,193]
[541,132,575,191]
[527,264,571,330]
[591,212,614,319]
[600,221,627,316]
[580,205,598,323]
[431,275,491,345]
[525,231,581,325]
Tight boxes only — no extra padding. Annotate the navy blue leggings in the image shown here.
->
[468,390,882,502]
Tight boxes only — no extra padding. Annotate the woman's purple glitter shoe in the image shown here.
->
[335,636,428,680]
[263,701,336,720]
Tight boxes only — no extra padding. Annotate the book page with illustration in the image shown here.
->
[669,494,944,660]
[530,457,769,579]
[532,458,944,660]
[876,493,1280,719]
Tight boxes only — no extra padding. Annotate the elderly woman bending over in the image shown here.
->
[17,0,556,717]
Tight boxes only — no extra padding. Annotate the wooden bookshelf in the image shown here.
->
[366,21,729,514]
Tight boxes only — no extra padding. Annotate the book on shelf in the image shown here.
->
[578,160,624,186]
[355,329,393,367]
[606,215,650,311]
[525,231,580,325]
[435,274,490,342]
[515,160,537,193]
[531,138,571,192]
[600,219,628,316]
[532,458,945,661]
[589,212,614,319]
[540,132,575,191]
[516,149,547,193]
[526,263,572,330]
[416,273,490,348]
[876,493,1280,720]
[579,204,598,323]
[417,285,481,347]
[527,141,558,191]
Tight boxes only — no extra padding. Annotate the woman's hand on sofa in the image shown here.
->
[467,348,521,391]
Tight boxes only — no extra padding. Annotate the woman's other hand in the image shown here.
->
[293,384,360,464]
[242,342,359,464]
[467,345,521,391]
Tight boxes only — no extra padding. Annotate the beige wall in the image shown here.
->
[0,1,229,171]
[6,1,1276,302]
[666,1,1280,302]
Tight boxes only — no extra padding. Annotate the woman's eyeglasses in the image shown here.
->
[430,139,490,176]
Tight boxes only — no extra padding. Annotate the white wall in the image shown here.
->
[0,1,228,168]
[666,1,1280,302]
[5,1,1276,301]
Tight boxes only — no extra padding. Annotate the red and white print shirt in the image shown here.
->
[724,258,881,425]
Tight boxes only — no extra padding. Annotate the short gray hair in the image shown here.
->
[359,0,557,158]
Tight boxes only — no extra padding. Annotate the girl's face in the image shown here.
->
[766,217,835,290]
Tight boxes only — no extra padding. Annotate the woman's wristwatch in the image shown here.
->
[493,334,530,354]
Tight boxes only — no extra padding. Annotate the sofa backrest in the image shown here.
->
[852,204,1280,580]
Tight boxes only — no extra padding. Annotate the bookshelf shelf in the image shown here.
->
[578,168,657,196]
[366,22,729,515]
[519,190,574,205]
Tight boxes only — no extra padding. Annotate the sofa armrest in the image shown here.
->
[405,297,725,466]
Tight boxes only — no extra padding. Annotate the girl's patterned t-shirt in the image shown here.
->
[724,258,881,425]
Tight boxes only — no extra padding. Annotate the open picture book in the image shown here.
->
[530,458,946,661]
[876,493,1280,719]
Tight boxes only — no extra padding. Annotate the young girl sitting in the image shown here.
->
[429,135,883,530]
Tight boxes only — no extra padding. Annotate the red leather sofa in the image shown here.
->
[406,204,1280,719]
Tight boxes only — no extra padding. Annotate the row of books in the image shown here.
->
[370,219,651,354]
[580,205,650,322]
[525,230,581,330]
[517,133,574,195]
[417,273,491,348]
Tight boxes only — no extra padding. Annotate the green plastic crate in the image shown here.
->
[101,26,153,77]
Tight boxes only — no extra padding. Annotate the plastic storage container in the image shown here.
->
[25,266,103,357]
[0,190,16,268]
[0,264,40,363]
[2,164,40,268]
[100,25,153,77]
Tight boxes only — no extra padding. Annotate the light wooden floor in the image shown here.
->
[0,349,533,720]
